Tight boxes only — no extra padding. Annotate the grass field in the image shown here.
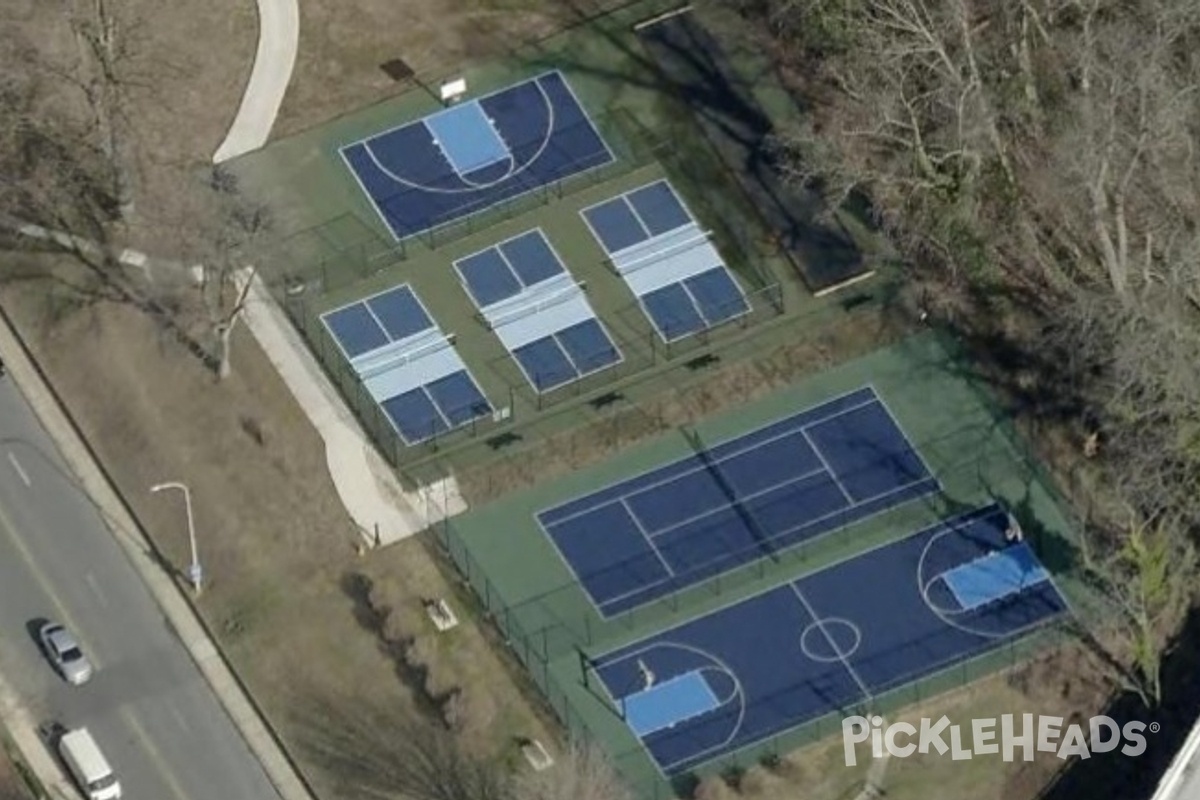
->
[437,330,1092,797]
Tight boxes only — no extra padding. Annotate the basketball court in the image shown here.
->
[589,504,1069,775]
[340,71,614,241]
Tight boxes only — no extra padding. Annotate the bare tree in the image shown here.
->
[731,0,1200,708]
[292,693,508,800]
[0,11,266,379]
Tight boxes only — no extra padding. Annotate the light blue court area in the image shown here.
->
[581,180,750,342]
[623,672,721,737]
[424,101,511,176]
[455,230,621,392]
[943,543,1050,611]
[320,285,491,444]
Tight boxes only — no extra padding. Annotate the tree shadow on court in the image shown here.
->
[478,0,870,293]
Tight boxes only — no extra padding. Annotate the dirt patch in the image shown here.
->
[0,267,550,795]
[275,0,625,137]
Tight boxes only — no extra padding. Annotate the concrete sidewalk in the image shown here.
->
[238,271,467,545]
[212,0,299,163]
[0,309,313,800]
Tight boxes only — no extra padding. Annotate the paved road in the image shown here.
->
[0,376,279,800]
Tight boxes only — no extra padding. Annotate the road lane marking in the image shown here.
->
[120,707,192,800]
[169,703,191,733]
[85,573,109,607]
[0,499,101,669]
[7,451,31,487]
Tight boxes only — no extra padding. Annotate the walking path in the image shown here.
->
[213,0,300,163]
[238,270,466,544]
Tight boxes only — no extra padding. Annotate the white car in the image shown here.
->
[38,622,93,686]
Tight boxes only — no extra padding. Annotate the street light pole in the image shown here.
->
[150,481,202,594]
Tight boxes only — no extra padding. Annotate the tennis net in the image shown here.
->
[486,282,584,330]
[613,228,712,276]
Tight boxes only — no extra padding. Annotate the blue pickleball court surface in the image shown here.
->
[340,71,614,241]
[591,504,1069,775]
[320,284,492,444]
[580,180,751,342]
[537,386,940,617]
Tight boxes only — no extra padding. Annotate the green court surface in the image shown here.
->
[436,331,1087,797]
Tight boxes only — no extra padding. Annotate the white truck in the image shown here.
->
[58,727,122,800]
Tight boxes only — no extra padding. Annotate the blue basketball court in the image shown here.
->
[340,71,614,241]
[320,285,492,444]
[454,229,622,392]
[580,180,750,342]
[590,504,1069,775]
[537,387,940,616]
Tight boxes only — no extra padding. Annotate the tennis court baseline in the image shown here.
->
[538,386,939,616]
[591,504,1069,775]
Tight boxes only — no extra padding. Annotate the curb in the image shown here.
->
[0,303,315,800]
[0,668,75,800]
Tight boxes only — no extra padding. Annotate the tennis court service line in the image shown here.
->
[800,426,853,503]
[541,392,882,529]
[621,497,676,577]
[595,473,938,613]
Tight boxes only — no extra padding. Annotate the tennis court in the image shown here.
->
[591,504,1069,775]
[580,179,750,342]
[454,229,622,392]
[340,71,614,241]
[537,386,939,617]
[320,285,492,444]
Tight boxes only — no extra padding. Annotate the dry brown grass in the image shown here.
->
[698,644,1112,800]
[0,269,550,794]
[459,306,902,505]
[275,0,625,137]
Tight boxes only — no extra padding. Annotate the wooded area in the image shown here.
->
[725,0,1200,707]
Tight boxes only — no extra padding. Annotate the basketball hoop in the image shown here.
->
[637,658,656,689]
[440,78,467,105]
[1005,513,1024,544]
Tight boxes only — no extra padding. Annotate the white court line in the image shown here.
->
[645,465,828,541]
[596,473,938,614]
[6,452,30,487]
[590,639,746,777]
[788,583,874,701]
[542,391,879,529]
[356,79,556,196]
[869,383,941,487]
[620,498,674,577]
[801,427,853,502]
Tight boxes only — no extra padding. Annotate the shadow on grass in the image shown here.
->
[339,571,443,720]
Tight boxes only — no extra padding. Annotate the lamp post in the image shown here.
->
[150,481,202,594]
